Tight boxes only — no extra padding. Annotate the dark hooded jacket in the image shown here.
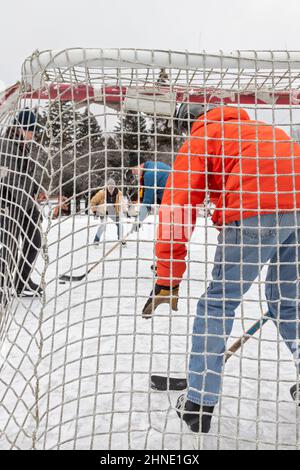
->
[0,127,40,219]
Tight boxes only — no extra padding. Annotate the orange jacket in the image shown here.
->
[156,106,300,286]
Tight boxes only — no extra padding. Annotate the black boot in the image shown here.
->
[176,394,214,433]
[28,279,43,296]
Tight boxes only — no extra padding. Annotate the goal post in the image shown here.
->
[1,49,300,450]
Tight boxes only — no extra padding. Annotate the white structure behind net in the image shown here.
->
[1,49,300,449]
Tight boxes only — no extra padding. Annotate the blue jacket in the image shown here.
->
[142,161,171,205]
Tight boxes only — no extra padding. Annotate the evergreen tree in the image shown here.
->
[114,111,149,153]
[148,116,182,166]
[35,103,107,204]
[106,133,118,150]
[37,101,81,153]
[76,107,104,155]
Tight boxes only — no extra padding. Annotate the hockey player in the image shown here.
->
[142,103,300,433]
[0,109,43,298]
[128,153,171,228]
[52,196,70,219]
[91,178,126,246]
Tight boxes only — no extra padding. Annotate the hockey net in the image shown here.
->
[0,49,300,450]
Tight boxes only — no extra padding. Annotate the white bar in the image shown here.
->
[22,49,300,85]
[124,88,176,116]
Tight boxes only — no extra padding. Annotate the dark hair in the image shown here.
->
[128,153,138,167]
[128,152,145,168]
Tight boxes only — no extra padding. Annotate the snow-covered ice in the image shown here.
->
[0,213,299,450]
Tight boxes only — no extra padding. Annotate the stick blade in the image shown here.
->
[150,375,187,391]
[59,274,86,282]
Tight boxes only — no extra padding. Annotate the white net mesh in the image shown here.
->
[1,49,300,449]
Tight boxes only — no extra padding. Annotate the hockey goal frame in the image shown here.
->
[1,48,300,451]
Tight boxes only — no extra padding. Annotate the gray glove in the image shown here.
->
[133,205,150,232]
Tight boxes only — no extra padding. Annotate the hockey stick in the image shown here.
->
[224,316,269,362]
[151,315,269,391]
[59,225,136,282]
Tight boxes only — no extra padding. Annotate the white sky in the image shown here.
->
[1,0,300,87]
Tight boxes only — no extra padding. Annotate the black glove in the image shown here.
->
[150,264,157,274]
[142,284,179,319]
[132,220,141,232]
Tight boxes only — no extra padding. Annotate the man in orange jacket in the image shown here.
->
[142,103,300,434]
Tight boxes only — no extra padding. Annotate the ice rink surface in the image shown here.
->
[0,213,299,450]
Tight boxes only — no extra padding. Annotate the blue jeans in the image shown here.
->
[94,206,123,242]
[188,212,300,406]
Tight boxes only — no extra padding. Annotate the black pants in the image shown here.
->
[0,204,42,294]
[0,207,20,298]
[17,207,42,289]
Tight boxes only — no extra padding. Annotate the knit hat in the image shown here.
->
[14,108,36,132]
[175,102,217,134]
[107,178,116,187]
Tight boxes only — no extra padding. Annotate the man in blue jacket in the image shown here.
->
[128,153,171,225]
